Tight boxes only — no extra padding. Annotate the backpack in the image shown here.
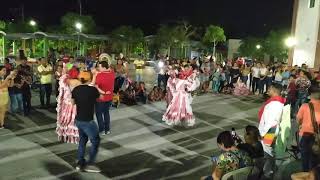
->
[308,103,320,155]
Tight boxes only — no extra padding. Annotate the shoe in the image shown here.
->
[75,164,83,171]
[100,132,106,136]
[0,126,4,129]
[83,165,101,173]
[106,131,111,135]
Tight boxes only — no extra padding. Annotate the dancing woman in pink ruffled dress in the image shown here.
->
[56,65,81,143]
[165,66,178,107]
[162,67,200,127]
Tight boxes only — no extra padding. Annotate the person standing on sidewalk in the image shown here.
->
[71,71,101,172]
[37,58,53,108]
[93,61,115,135]
[0,66,14,129]
[296,86,320,172]
[258,83,286,178]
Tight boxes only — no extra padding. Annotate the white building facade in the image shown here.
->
[290,0,320,69]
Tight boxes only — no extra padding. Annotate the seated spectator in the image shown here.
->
[122,83,137,106]
[233,78,250,96]
[148,86,158,102]
[291,164,320,180]
[201,131,253,180]
[135,82,147,104]
[237,125,264,159]
[152,86,164,101]
[221,83,233,94]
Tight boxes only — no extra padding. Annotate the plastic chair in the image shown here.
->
[221,166,260,180]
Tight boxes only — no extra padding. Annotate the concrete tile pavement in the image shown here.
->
[0,93,301,180]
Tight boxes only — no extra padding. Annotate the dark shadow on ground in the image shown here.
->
[43,161,82,180]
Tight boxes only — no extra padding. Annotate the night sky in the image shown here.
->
[0,0,294,38]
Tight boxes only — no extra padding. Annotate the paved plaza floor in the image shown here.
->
[0,93,299,180]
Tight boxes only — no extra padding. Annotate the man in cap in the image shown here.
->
[71,71,101,172]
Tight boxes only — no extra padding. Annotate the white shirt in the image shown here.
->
[275,72,283,82]
[258,101,284,156]
[260,67,268,76]
[252,67,260,78]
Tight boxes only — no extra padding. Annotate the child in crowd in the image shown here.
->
[136,82,147,104]
[233,78,250,96]
[156,87,165,101]
[148,87,157,102]
[122,82,137,105]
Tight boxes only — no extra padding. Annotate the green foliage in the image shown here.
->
[0,20,6,31]
[6,21,37,33]
[203,25,226,45]
[238,37,264,59]
[238,29,290,61]
[61,12,97,34]
[155,25,176,49]
[263,30,290,61]
[110,26,144,55]
[202,25,226,55]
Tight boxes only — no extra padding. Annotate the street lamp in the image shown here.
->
[75,22,83,56]
[29,20,36,26]
[75,22,82,32]
[256,44,261,50]
[285,37,297,47]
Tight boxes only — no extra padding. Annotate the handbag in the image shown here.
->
[308,103,320,155]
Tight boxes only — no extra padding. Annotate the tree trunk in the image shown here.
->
[213,41,216,58]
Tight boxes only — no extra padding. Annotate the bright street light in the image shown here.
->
[75,22,83,31]
[29,20,36,26]
[285,37,297,47]
[256,44,261,49]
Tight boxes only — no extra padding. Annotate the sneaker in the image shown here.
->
[83,165,101,173]
[106,131,111,135]
[75,164,83,171]
[100,132,106,136]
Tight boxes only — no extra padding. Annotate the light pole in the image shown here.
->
[29,20,37,56]
[75,22,82,56]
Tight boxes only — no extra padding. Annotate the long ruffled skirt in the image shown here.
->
[162,92,195,127]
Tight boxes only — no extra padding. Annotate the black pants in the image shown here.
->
[22,93,31,115]
[252,77,260,93]
[40,84,52,107]
[300,135,318,171]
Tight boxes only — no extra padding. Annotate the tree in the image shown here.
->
[173,21,197,58]
[0,20,6,31]
[264,29,290,61]
[6,21,37,33]
[238,37,264,59]
[154,25,176,56]
[203,25,226,57]
[61,12,97,34]
[110,26,144,56]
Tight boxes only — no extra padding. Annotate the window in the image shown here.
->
[309,0,315,8]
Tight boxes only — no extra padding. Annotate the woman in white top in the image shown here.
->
[274,67,283,84]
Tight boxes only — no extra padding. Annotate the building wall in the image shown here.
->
[292,0,320,68]
[227,39,241,60]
